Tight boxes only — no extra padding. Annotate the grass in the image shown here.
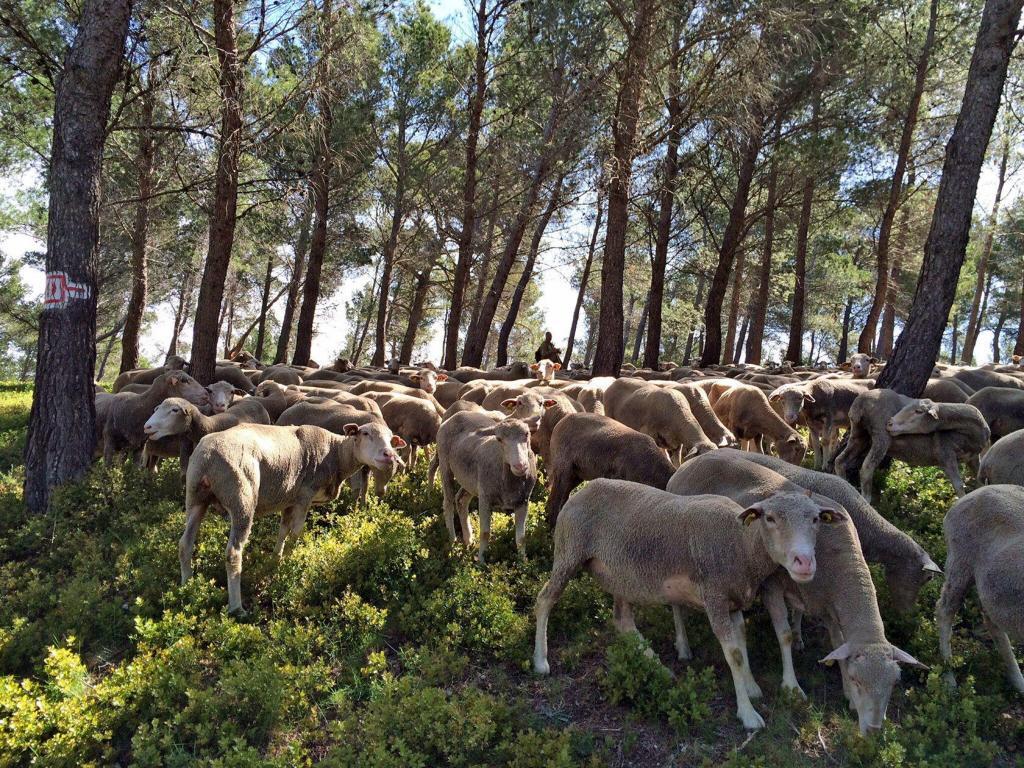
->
[0,384,1022,766]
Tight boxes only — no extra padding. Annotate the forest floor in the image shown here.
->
[0,382,1022,767]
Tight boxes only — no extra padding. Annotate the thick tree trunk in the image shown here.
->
[859,0,939,354]
[961,135,1009,362]
[785,164,816,363]
[119,88,154,373]
[643,27,683,370]
[275,201,312,364]
[563,192,603,369]
[465,186,501,360]
[745,149,778,365]
[723,247,747,364]
[876,197,912,359]
[443,0,489,369]
[253,250,275,360]
[593,0,658,376]
[293,157,330,365]
[399,256,438,364]
[496,174,565,366]
[700,119,763,366]
[877,0,1022,396]
[24,0,132,513]
[189,0,243,384]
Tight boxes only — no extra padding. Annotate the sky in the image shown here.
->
[0,0,1018,368]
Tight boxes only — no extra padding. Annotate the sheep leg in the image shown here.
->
[513,503,528,561]
[347,468,369,505]
[707,598,764,730]
[439,460,460,542]
[274,507,296,558]
[456,489,475,547]
[225,511,254,615]
[858,439,889,504]
[763,582,804,697]
[672,605,692,661]
[982,613,1024,694]
[791,608,805,651]
[409,443,418,470]
[372,466,392,496]
[939,451,966,497]
[612,597,639,634]
[178,503,208,585]
[732,611,762,699]
[533,563,578,675]
[936,561,973,685]
[808,429,822,470]
[428,452,439,485]
[545,469,577,528]
[825,618,853,707]
[477,497,492,563]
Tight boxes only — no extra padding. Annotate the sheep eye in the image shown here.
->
[765,515,776,523]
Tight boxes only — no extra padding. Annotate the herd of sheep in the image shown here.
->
[94,350,1024,735]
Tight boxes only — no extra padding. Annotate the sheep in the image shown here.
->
[667,452,927,733]
[212,364,256,394]
[965,386,1024,440]
[479,387,552,431]
[258,364,303,386]
[181,421,406,613]
[544,413,676,524]
[101,371,209,464]
[253,381,309,421]
[446,361,532,382]
[559,376,615,414]
[662,381,737,447]
[532,479,845,730]
[369,392,442,468]
[922,378,971,404]
[205,380,247,414]
[433,379,465,409]
[768,379,866,469]
[349,380,445,416]
[435,411,537,562]
[979,429,1024,486]
[845,353,877,379]
[534,393,583,465]
[834,390,990,502]
[937,485,1024,694]
[530,359,561,383]
[712,383,806,463]
[143,396,271,468]
[733,450,941,615]
[112,355,189,392]
[605,381,718,462]
[951,367,1024,393]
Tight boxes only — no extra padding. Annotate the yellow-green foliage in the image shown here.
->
[0,386,1021,766]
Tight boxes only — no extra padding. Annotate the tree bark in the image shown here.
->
[858,0,939,354]
[253,250,275,360]
[189,0,243,384]
[723,247,747,364]
[465,185,500,356]
[563,191,603,369]
[961,133,1009,362]
[399,255,439,364]
[119,85,155,373]
[993,308,1006,362]
[877,0,1022,396]
[24,0,132,513]
[372,128,408,366]
[496,174,565,366]
[593,0,658,376]
[876,195,912,359]
[167,266,196,358]
[700,116,763,366]
[838,295,854,364]
[745,145,778,365]
[785,153,816,364]
[442,0,490,369]
[684,271,706,363]
[275,200,312,364]
[734,312,749,363]
[631,293,650,363]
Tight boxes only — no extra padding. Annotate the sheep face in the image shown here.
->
[164,371,209,406]
[776,434,807,465]
[820,642,923,735]
[886,556,942,614]
[849,353,875,378]
[410,369,446,394]
[769,387,810,426]
[144,398,192,440]
[344,422,406,471]
[501,394,545,431]
[531,360,560,382]
[493,419,533,477]
[740,492,845,583]
[886,400,940,436]
[206,381,238,414]
[165,354,187,370]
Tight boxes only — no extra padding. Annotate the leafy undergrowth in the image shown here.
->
[1,387,1022,766]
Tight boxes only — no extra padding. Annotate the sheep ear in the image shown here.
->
[530,363,539,371]
[391,435,407,448]
[922,557,943,575]
[543,399,557,408]
[769,393,781,402]
[839,362,850,370]
[820,643,851,665]
[501,398,518,410]
[738,502,764,526]
[438,374,448,381]
[343,423,360,436]
[553,363,561,370]
[891,646,928,669]
[409,373,420,381]
[804,394,815,403]
[870,357,879,364]
[927,405,939,419]
[233,388,247,396]
[818,507,846,524]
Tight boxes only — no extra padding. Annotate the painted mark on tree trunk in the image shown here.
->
[44,272,91,308]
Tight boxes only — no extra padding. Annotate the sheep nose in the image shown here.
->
[791,554,815,579]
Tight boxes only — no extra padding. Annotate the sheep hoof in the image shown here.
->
[533,659,550,676]
[739,709,765,731]
[783,683,807,700]
[676,648,693,662]
[228,606,248,619]
[942,671,958,690]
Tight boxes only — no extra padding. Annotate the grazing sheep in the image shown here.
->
[937,485,1024,694]
[605,381,717,462]
[349,380,445,416]
[544,413,676,524]
[769,379,866,469]
[922,378,971,404]
[734,450,940,615]
[662,381,737,447]
[834,390,990,502]
[965,386,1024,440]
[143,396,271,468]
[532,479,845,730]
[713,383,806,464]
[534,393,583,465]
[480,387,552,431]
[435,412,537,562]
[181,422,406,613]
[951,367,1024,393]
[101,372,209,464]
[979,429,1024,486]
[668,452,927,733]
[258,364,303,386]
[370,392,442,468]
[433,379,465,409]
[253,381,309,421]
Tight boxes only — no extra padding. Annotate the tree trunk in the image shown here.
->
[876,195,912,359]
[275,201,312,364]
[858,0,939,354]
[352,261,381,363]
[684,271,706,363]
[496,173,565,366]
[838,296,854,364]
[700,118,763,366]
[593,0,658,376]
[167,266,196,358]
[745,145,778,365]
[189,0,243,384]
[723,247,747,364]
[877,0,1022,397]
[465,186,500,356]
[373,132,407,366]
[734,313,749,364]
[119,86,155,373]
[443,0,490,369]
[785,158,816,364]
[993,308,1006,362]
[253,250,275,360]
[632,293,650,363]
[293,153,330,365]
[950,311,960,363]
[399,256,438,364]
[643,25,683,369]
[563,192,603,369]
[222,275,237,357]
[24,0,132,513]
[961,134,1009,362]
